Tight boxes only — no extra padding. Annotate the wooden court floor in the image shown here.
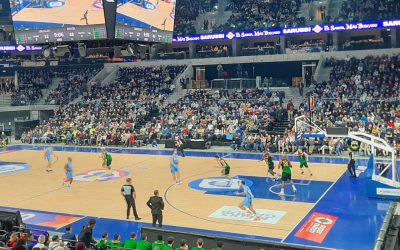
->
[0,149,346,240]
[117,0,175,31]
[13,0,105,25]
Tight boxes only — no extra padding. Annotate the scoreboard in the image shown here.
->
[15,25,107,45]
[10,0,176,44]
[115,25,172,43]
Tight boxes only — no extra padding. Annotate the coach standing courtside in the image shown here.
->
[121,178,141,220]
[147,190,164,227]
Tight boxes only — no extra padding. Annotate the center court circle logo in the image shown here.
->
[74,169,129,182]
[0,163,31,175]
[189,177,253,191]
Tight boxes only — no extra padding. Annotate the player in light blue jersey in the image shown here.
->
[170,149,182,185]
[63,157,74,188]
[43,146,55,172]
[236,180,260,220]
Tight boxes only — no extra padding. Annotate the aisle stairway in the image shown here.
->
[268,110,290,136]
[0,95,12,106]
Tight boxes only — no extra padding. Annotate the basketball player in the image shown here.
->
[101,148,112,170]
[298,149,313,176]
[215,156,231,183]
[170,149,182,185]
[80,9,89,25]
[63,157,74,188]
[236,180,260,221]
[44,145,55,172]
[260,151,279,181]
[278,155,297,195]
[174,137,185,157]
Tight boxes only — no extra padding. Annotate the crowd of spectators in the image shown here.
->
[11,87,43,106]
[148,89,284,147]
[174,0,305,35]
[0,78,14,94]
[293,54,400,156]
[85,66,184,102]
[22,65,186,146]
[214,0,304,33]
[10,68,54,105]
[45,65,103,105]
[338,0,400,22]
[8,65,103,106]
[17,69,53,88]
[0,220,226,250]
[285,39,327,54]
[196,45,229,58]
[173,0,218,36]
[18,53,400,157]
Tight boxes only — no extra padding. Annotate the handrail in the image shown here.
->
[374,202,397,250]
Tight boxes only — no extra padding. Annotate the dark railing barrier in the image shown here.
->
[141,227,330,250]
[375,202,400,250]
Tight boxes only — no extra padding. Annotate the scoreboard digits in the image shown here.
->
[15,25,107,44]
[115,25,171,42]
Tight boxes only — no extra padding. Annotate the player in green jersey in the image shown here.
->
[260,151,280,181]
[101,148,112,170]
[215,156,232,184]
[298,149,313,176]
[278,155,297,195]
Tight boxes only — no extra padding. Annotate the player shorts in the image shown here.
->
[106,160,112,166]
[268,162,274,170]
[300,161,308,168]
[241,197,253,207]
[224,166,230,175]
[46,155,52,162]
[282,172,292,181]
[66,171,73,179]
[170,164,179,174]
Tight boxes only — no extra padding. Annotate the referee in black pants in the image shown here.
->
[121,178,141,220]
[147,190,164,227]
[348,152,356,178]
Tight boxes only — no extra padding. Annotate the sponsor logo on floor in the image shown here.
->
[199,178,242,190]
[74,169,129,182]
[0,162,31,175]
[209,206,286,224]
[295,212,338,243]
[189,177,253,192]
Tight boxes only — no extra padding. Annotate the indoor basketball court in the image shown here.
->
[117,0,175,31]
[0,144,390,249]
[12,0,105,27]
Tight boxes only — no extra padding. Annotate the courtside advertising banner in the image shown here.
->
[295,212,338,243]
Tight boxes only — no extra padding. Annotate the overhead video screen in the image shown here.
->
[172,0,400,42]
[115,0,176,42]
[10,0,107,44]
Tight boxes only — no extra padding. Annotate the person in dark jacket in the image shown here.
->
[78,219,96,247]
[348,152,356,177]
[146,190,164,227]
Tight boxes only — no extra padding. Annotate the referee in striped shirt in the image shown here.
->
[121,178,141,220]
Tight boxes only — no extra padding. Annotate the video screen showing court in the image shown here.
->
[10,0,106,30]
[116,0,176,32]
[173,0,400,36]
